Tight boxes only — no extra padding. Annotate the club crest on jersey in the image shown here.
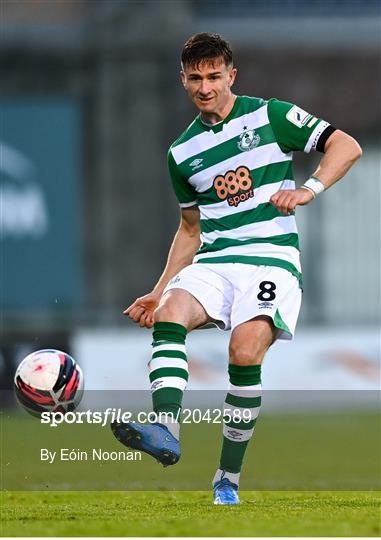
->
[237,127,260,152]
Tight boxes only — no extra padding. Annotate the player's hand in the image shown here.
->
[270,187,314,216]
[123,292,161,328]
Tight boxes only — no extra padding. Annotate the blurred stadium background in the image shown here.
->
[1,0,380,399]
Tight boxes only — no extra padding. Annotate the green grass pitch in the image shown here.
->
[1,490,380,536]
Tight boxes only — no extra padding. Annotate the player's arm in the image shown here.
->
[124,206,200,327]
[151,205,201,296]
[270,129,362,214]
[267,99,362,215]
[309,129,362,189]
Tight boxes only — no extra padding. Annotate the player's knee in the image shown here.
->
[153,302,178,323]
[153,291,187,324]
[228,342,266,365]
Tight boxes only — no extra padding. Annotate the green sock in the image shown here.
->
[214,364,262,485]
[149,322,188,421]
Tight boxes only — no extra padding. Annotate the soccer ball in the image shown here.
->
[14,349,84,416]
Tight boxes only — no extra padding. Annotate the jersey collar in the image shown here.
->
[196,96,242,133]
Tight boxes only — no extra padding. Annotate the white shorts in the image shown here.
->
[164,263,302,340]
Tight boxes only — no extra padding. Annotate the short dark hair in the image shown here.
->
[181,33,233,69]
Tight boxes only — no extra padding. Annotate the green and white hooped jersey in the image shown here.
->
[168,96,331,284]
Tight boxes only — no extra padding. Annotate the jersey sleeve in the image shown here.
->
[167,149,198,207]
[267,98,331,154]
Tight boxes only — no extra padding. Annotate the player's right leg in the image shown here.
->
[213,266,301,503]
[213,317,276,504]
[111,288,210,466]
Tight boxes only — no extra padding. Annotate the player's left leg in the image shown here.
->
[213,317,276,505]
[213,266,302,504]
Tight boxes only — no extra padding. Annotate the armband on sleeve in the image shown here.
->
[315,125,337,152]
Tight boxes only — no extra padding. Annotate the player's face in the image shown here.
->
[181,59,237,119]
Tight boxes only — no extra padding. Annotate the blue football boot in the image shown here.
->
[111,421,180,467]
[213,478,240,505]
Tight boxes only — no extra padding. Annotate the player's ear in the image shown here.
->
[228,67,237,87]
[180,70,186,88]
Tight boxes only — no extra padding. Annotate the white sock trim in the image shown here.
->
[149,357,188,372]
[223,402,261,421]
[229,383,262,398]
[223,424,255,442]
[150,376,188,392]
[152,343,186,354]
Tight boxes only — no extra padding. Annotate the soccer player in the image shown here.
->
[112,33,362,504]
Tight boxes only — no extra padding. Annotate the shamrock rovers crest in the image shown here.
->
[238,127,260,151]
